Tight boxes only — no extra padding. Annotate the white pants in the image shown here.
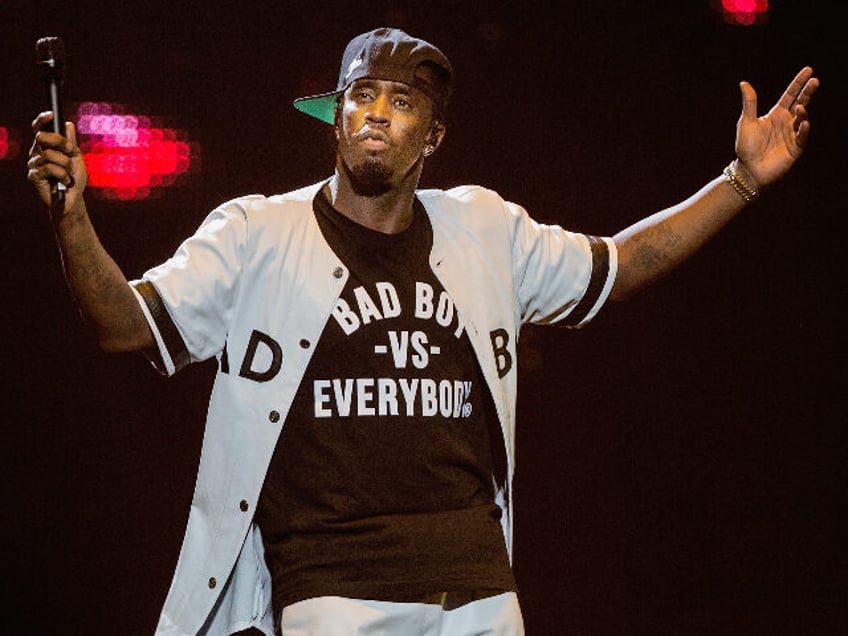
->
[279,592,524,635]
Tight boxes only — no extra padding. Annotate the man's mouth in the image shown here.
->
[358,130,390,148]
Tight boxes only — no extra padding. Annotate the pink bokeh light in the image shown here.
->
[76,102,200,200]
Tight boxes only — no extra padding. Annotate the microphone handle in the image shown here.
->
[47,75,67,204]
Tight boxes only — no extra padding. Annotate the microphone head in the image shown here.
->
[36,36,66,78]
[36,36,65,63]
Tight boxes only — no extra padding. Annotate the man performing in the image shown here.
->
[27,27,818,636]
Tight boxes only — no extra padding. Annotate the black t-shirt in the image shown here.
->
[256,190,515,614]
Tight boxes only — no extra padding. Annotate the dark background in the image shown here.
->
[2,1,845,634]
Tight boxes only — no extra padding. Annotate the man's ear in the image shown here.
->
[424,120,446,156]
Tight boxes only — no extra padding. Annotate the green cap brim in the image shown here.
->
[292,91,342,125]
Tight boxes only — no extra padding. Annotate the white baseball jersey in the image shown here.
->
[130,180,617,635]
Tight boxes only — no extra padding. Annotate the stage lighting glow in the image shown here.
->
[718,0,768,25]
[0,126,21,160]
[75,102,200,201]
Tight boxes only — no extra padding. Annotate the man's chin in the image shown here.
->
[344,159,394,197]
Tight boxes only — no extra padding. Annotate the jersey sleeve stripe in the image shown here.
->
[561,235,612,327]
[132,280,192,374]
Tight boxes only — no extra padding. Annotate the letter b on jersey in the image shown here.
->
[489,328,513,379]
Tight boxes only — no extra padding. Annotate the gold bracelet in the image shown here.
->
[722,162,759,203]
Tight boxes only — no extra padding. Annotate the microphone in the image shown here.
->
[36,36,67,206]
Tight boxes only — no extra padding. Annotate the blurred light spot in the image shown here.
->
[0,126,21,160]
[715,0,768,26]
[76,102,200,201]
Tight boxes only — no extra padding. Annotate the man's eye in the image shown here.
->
[393,98,409,108]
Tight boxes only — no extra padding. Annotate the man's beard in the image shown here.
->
[343,156,394,197]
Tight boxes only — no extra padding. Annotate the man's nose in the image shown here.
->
[365,95,390,125]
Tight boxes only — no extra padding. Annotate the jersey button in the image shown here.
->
[333,266,344,279]
[239,499,249,512]
[299,339,310,349]
[208,577,217,589]
[268,410,280,423]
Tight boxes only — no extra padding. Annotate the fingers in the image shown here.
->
[30,114,78,162]
[31,110,55,132]
[31,110,79,153]
[27,152,75,188]
[28,144,75,184]
[778,66,817,111]
[32,128,75,156]
[793,104,812,149]
[786,69,818,149]
[794,74,820,110]
[28,120,79,189]
[742,67,819,121]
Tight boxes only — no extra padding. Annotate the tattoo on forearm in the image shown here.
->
[632,225,681,273]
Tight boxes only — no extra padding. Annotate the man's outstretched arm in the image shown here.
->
[27,111,154,352]
[610,67,819,301]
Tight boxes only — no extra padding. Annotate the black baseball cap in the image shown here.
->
[293,27,453,125]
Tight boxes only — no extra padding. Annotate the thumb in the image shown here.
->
[65,122,87,192]
[66,121,78,151]
[739,81,758,123]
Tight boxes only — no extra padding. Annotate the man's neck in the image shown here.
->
[324,168,420,234]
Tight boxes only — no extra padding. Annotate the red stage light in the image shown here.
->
[75,102,200,201]
[0,126,21,160]
[717,0,768,26]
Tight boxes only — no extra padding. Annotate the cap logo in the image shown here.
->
[345,54,364,81]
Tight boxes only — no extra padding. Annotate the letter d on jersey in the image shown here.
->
[489,328,513,379]
[239,330,283,382]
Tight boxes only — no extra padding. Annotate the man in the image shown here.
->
[28,27,817,636]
